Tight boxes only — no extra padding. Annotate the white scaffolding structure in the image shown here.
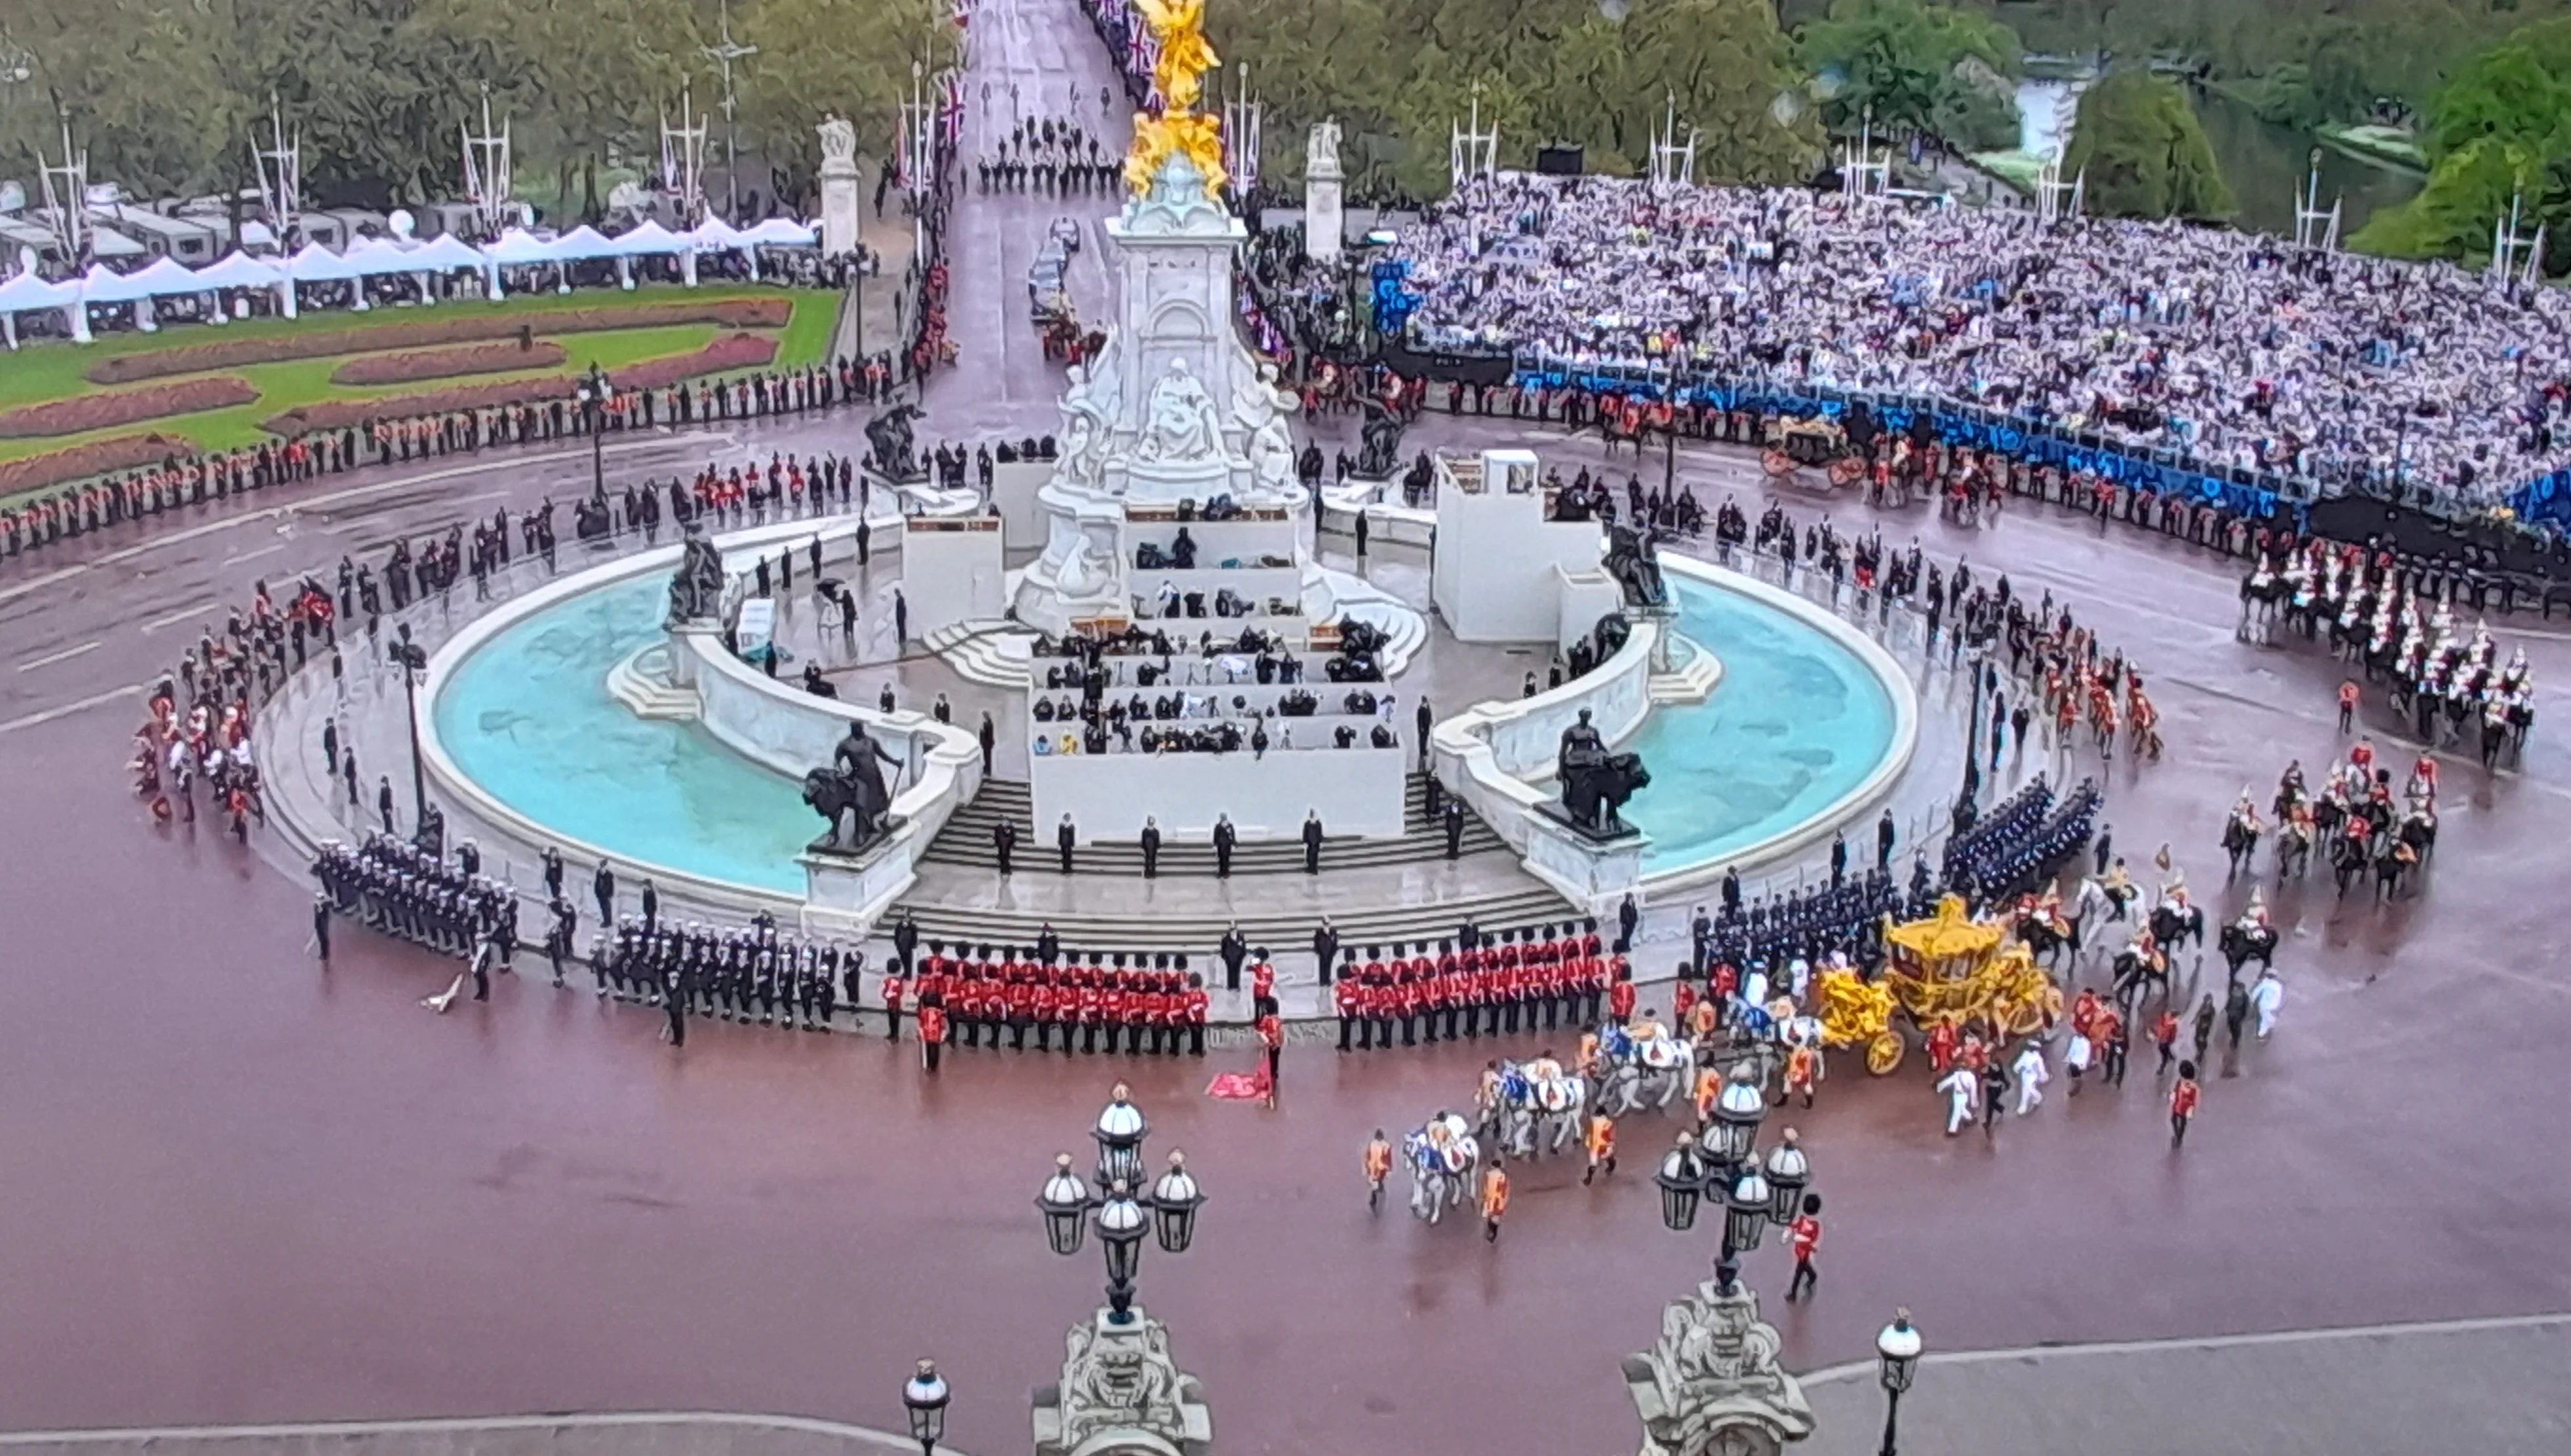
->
[2492,188,2546,290]
[700,0,759,220]
[659,86,710,227]
[1221,62,1262,199]
[1648,90,1697,190]
[1838,112,1889,200]
[2290,150,2340,252]
[250,93,302,250]
[2033,142,2085,224]
[36,115,88,264]
[460,84,514,239]
[1450,82,1498,193]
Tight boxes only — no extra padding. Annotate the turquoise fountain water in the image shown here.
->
[433,569,1904,891]
[1621,573,1901,873]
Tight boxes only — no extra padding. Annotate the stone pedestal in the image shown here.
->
[1304,121,1343,263]
[818,117,862,258]
[1032,1306,1212,1456]
[1623,1276,1815,1456]
[800,829,914,929]
[1524,806,1646,913]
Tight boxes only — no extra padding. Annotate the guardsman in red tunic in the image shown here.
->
[916,997,946,1073]
[1075,971,1104,1054]
[1366,974,1395,1050]
[1183,974,1208,1055]
[880,969,905,1041]
[1007,962,1037,1050]
[1608,968,1638,1026]
[1030,968,1060,1052]
[1336,972,1364,1051]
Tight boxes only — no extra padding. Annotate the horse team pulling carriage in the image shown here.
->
[1760,414,1865,494]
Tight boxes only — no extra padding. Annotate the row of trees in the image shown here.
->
[0,0,953,218]
[2351,16,2571,271]
[1209,0,1824,199]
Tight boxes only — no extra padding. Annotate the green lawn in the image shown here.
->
[0,282,837,463]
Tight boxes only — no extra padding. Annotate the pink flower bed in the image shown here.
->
[329,339,568,387]
[0,377,260,440]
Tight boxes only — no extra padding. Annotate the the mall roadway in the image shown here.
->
[5,5,2571,1456]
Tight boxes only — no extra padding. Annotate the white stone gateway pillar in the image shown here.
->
[1624,1273,1816,1456]
[1304,118,1343,263]
[1032,1307,1213,1456]
[817,114,862,259]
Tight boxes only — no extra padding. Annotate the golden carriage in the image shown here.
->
[1815,896,2060,1074]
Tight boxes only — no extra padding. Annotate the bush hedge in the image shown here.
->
[607,332,779,391]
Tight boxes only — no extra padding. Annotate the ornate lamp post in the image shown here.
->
[1631,1128,1816,1455]
[385,622,429,824]
[1703,1063,1769,1168]
[575,362,609,500]
[1030,1089,1215,1456]
[1653,1131,1777,1292]
[1763,1127,1810,1227]
[900,1359,949,1456]
[1876,1309,1922,1456]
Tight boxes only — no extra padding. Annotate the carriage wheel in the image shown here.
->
[1865,1031,1905,1075]
[2003,1000,2045,1037]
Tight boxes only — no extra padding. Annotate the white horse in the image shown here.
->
[1596,1024,1697,1115]
[1403,1114,1479,1225]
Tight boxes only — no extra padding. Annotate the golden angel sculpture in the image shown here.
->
[1125,0,1228,198]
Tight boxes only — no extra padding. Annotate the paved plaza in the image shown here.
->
[2,0,2569,1452]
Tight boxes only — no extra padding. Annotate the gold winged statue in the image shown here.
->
[1125,0,1229,197]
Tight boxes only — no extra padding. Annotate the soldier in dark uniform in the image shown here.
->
[1057,814,1078,873]
[1220,923,1248,991]
[1302,811,1325,873]
[995,818,1017,875]
[1443,799,1466,858]
[1140,817,1163,879]
[1212,813,1237,877]
[892,911,919,974]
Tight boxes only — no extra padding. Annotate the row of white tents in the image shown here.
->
[0,215,821,348]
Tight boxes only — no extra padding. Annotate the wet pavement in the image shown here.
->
[3,0,2570,1450]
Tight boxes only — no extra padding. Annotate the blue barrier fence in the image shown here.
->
[1511,361,2300,522]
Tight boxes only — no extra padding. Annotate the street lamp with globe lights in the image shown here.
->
[385,622,430,822]
[1035,1092,1206,1327]
[900,1358,949,1456]
[574,362,609,499]
[1653,1132,1771,1292]
[1762,1127,1810,1227]
[1875,1308,1922,1456]
[1703,1063,1769,1168]
[1093,1081,1148,1187]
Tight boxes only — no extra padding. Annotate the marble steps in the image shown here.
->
[923,776,1509,876]
[923,619,1035,689]
[889,883,1579,957]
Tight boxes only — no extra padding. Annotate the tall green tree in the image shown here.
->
[1214,0,1818,198]
[2350,17,2571,269]
[2060,68,2235,219]
[1792,0,2022,151]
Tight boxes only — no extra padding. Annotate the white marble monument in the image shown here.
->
[816,114,861,258]
[1304,118,1344,263]
[1012,147,1307,634]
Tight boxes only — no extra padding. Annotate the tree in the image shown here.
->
[1792,0,2020,151]
[1214,0,1817,199]
[2060,69,2234,220]
[2351,18,2571,269]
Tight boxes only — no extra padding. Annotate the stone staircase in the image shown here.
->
[893,775,1575,952]
[923,618,1036,689]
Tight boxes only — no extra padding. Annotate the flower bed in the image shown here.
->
[261,377,581,438]
[88,296,794,385]
[0,377,260,440]
[329,339,569,387]
[608,332,779,391]
[0,432,193,499]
